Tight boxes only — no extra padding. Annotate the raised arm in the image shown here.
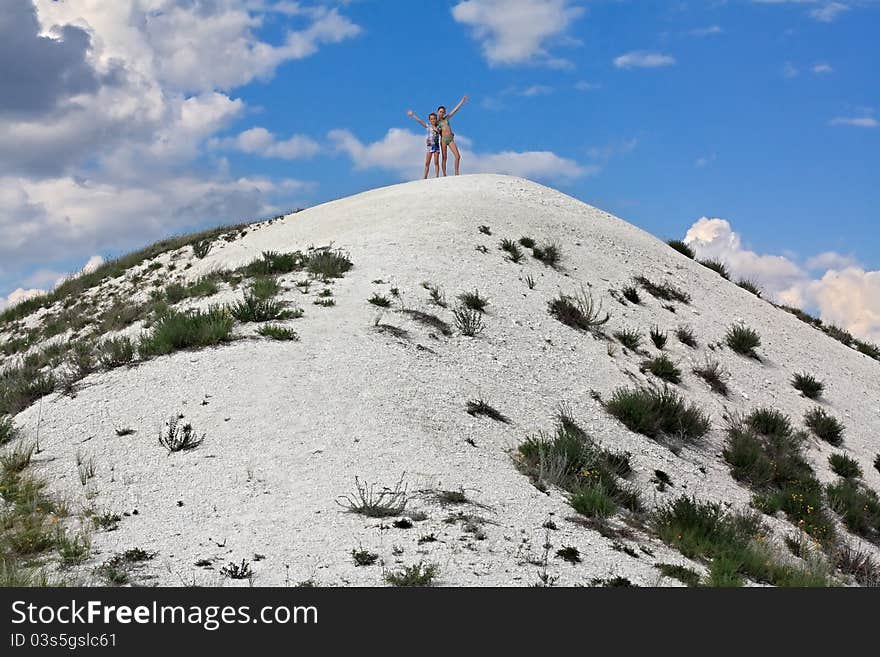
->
[406,110,428,129]
[446,95,468,119]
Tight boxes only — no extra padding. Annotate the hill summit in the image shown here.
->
[2,174,878,587]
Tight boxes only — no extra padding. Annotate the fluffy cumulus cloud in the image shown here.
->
[752,0,854,23]
[684,217,880,342]
[451,0,584,67]
[328,128,586,181]
[0,1,360,301]
[613,51,676,69]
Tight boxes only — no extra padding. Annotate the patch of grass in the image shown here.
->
[531,241,562,268]
[56,530,91,568]
[458,290,489,313]
[641,354,682,384]
[249,277,280,300]
[385,562,438,586]
[192,240,212,259]
[0,364,57,417]
[241,251,304,276]
[633,276,690,304]
[824,324,853,347]
[675,325,697,348]
[518,407,638,517]
[792,372,823,400]
[453,307,485,337]
[0,416,18,447]
[828,453,862,479]
[605,387,710,444]
[656,563,701,586]
[854,339,880,361]
[613,329,642,351]
[804,407,844,446]
[466,399,510,423]
[368,293,392,308]
[220,559,253,580]
[649,326,667,350]
[98,337,135,369]
[736,279,762,298]
[422,283,447,308]
[336,475,407,518]
[352,548,379,567]
[725,323,761,359]
[826,479,880,540]
[305,248,353,280]
[478,225,491,235]
[666,240,695,259]
[724,412,835,546]
[692,358,729,396]
[76,451,96,486]
[158,416,205,453]
[699,259,730,280]
[229,294,291,322]
[257,325,299,341]
[518,236,536,249]
[138,307,233,358]
[621,285,640,304]
[401,310,452,337]
[556,546,581,563]
[166,277,220,304]
[834,545,880,587]
[500,239,525,263]
[548,288,609,333]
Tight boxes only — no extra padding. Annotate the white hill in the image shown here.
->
[2,174,878,587]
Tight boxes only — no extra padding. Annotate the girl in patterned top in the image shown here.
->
[406,110,441,179]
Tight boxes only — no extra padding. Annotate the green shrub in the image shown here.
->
[613,329,642,351]
[138,308,233,358]
[791,372,823,400]
[257,325,299,341]
[98,337,135,369]
[466,399,509,423]
[746,408,792,437]
[828,453,862,479]
[229,295,291,322]
[621,286,640,304]
[633,276,690,304]
[649,326,667,350]
[725,323,761,359]
[242,251,303,276]
[804,407,844,446]
[385,562,438,587]
[666,240,695,259]
[736,279,762,298]
[605,387,710,443]
[0,365,56,416]
[250,277,280,300]
[453,307,485,337]
[656,563,701,587]
[675,325,697,348]
[824,324,853,347]
[458,290,489,313]
[305,249,353,279]
[826,479,880,539]
[368,293,392,308]
[548,288,609,333]
[500,239,524,263]
[570,484,617,519]
[692,358,729,396]
[641,354,682,384]
[854,339,880,361]
[531,241,561,268]
[518,236,536,249]
[700,259,730,280]
[0,416,17,446]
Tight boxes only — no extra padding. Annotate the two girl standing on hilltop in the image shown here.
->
[406,95,468,179]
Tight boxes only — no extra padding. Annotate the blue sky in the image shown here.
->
[1,1,878,338]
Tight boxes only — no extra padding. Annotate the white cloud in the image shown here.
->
[809,2,850,22]
[574,80,600,91]
[211,127,321,159]
[0,288,46,311]
[829,116,878,128]
[519,85,554,97]
[812,63,834,74]
[782,62,799,78]
[690,25,723,36]
[1,1,358,299]
[451,0,584,67]
[0,254,105,310]
[614,51,676,69]
[328,128,587,181]
[683,217,880,342]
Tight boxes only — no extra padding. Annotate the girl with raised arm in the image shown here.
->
[437,95,467,176]
[406,110,441,179]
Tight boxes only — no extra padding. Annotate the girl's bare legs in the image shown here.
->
[432,152,440,177]
[440,142,448,176]
[447,140,462,175]
[423,151,432,179]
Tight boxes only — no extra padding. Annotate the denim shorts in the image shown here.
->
[427,143,440,153]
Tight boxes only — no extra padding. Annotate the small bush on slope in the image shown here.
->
[0,365,56,416]
[633,276,690,304]
[305,248,353,280]
[828,453,862,479]
[337,476,407,518]
[518,408,639,519]
[605,387,710,444]
[613,328,642,351]
[649,326,667,350]
[826,479,880,541]
[723,411,835,547]
[531,241,562,268]
[641,354,682,384]
[699,259,730,280]
[692,358,729,396]
[452,307,485,337]
[548,288,609,333]
[98,337,135,369]
[158,416,205,453]
[621,285,640,304]
[385,562,438,587]
[666,240,695,259]
[229,295,292,323]
[675,325,697,348]
[736,279,762,298]
[725,323,761,359]
[138,308,233,358]
[466,399,510,424]
[653,497,830,587]
[804,407,845,446]
[499,239,525,263]
[458,290,489,313]
[257,325,298,341]
[792,372,824,400]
